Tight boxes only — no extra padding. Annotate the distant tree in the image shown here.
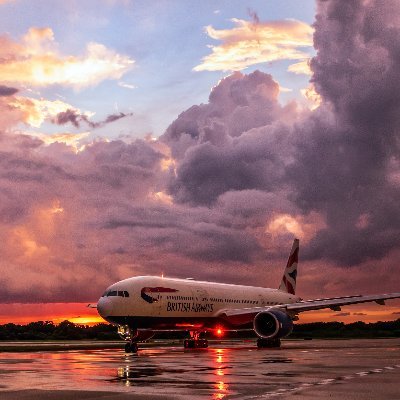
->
[52,320,84,340]
[1,319,400,341]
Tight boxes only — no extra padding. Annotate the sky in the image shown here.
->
[0,0,399,325]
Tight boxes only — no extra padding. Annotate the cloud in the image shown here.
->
[287,59,312,75]
[194,16,313,72]
[9,96,86,128]
[51,109,90,128]
[52,109,133,129]
[353,312,367,316]
[0,85,19,96]
[164,1,400,268]
[0,27,134,89]
[162,70,297,205]
[35,132,91,152]
[332,312,350,317]
[118,81,136,90]
[5,93,132,130]
[288,0,400,265]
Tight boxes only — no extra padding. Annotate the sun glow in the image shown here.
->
[0,303,103,325]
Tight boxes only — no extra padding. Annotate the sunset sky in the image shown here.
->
[0,0,399,326]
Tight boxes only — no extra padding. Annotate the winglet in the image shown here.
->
[278,239,299,295]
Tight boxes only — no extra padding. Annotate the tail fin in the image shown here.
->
[278,239,299,295]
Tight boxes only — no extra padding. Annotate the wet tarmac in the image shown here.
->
[0,339,399,399]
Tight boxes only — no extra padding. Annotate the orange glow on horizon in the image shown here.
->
[297,304,400,324]
[0,302,105,326]
[0,303,399,326]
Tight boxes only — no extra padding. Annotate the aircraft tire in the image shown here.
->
[198,339,208,348]
[184,339,208,349]
[184,339,195,348]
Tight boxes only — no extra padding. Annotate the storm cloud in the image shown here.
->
[289,0,400,264]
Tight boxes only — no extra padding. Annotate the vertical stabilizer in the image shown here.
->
[278,239,299,295]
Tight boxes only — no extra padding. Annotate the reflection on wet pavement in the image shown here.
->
[0,339,399,399]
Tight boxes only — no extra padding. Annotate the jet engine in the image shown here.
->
[253,309,293,339]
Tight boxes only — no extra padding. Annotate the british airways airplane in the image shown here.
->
[94,239,400,353]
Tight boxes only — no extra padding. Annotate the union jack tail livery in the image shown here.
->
[278,238,299,295]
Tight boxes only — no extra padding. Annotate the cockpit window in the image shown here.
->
[103,290,129,297]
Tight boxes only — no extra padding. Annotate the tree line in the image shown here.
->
[0,319,399,341]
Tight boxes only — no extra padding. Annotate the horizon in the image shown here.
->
[2,315,400,328]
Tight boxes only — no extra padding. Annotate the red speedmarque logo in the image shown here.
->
[141,287,178,303]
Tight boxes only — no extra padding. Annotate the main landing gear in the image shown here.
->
[184,331,208,349]
[257,338,281,348]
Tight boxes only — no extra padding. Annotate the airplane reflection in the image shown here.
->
[114,346,233,398]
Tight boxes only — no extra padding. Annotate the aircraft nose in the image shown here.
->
[97,297,113,318]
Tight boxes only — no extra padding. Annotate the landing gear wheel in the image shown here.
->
[257,338,281,348]
[198,339,208,348]
[125,342,138,353]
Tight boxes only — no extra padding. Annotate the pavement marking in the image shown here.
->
[243,364,400,399]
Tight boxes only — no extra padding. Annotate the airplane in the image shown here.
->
[94,239,400,353]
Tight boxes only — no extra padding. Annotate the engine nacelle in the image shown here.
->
[253,309,293,339]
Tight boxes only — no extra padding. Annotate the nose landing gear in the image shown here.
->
[125,342,138,353]
[118,325,139,354]
[184,331,208,349]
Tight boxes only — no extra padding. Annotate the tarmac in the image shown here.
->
[0,338,399,399]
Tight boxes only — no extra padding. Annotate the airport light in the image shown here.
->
[216,327,224,337]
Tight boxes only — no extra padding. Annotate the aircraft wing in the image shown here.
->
[284,292,400,313]
[217,292,400,325]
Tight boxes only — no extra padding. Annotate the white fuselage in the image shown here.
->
[97,276,301,331]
